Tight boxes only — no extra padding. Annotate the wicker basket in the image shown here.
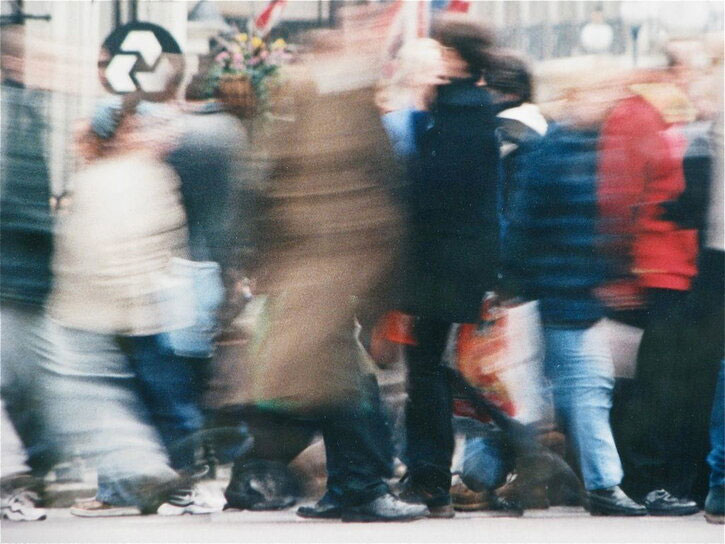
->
[218,74,257,119]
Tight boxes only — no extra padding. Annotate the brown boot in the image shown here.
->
[451,478,490,511]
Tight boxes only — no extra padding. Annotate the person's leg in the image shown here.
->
[403,317,454,503]
[122,335,205,471]
[543,325,622,491]
[0,301,61,479]
[320,374,393,508]
[42,326,177,511]
[617,289,688,499]
[317,373,428,522]
[460,427,512,493]
[705,360,725,523]
[708,360,725,489]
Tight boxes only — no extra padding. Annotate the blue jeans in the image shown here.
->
[46,327,200,505]
[460,423,512,492]
[321,374,394,507]
[118,335,205,470]
[45,327,179,505]
[543,323,623,491]
[709,361,725,489]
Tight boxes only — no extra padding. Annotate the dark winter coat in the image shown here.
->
[504,123,606,326]
[0,80,54,306]
[403,78,501,323]
[166,103,253,271]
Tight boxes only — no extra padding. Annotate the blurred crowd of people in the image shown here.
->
[1,4,723,527]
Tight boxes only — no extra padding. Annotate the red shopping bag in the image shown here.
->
[453,294,516,422]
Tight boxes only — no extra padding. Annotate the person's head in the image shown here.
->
[486,52,534,106]
[376,38,445,112]
[431,14,497,80]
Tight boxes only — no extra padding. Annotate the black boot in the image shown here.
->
[397,473,455,518]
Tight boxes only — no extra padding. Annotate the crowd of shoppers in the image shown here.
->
[1,4,723,527]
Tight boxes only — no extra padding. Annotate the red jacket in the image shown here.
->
[598,87,698,292]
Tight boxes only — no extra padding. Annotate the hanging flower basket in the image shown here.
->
[218,73,257,119]
[205,34,292,120]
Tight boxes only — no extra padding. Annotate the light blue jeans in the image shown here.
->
[0,301,61,477]
[543,323,623,491]
[459,422,513,492]
[42,326,178,505]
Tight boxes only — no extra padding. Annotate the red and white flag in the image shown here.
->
[253,0,287,37]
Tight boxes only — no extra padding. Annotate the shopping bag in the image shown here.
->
[453,294,516,422]
[161,258,225,358]
[369,310,416,367]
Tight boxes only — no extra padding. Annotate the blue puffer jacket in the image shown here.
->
[504,123,606,325]
[0,81,54,307]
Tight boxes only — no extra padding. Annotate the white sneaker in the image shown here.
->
[1,490,47,521]
[157,489,219,516]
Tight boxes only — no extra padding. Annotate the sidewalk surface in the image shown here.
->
[3,506,722,544]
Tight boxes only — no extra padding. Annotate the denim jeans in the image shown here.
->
[0,301,62,477]
[45,327,182,506]
[320,374,393,507]
[709,361,725,489]
[225,374,393,508]
[460,423,513,492]
[118,335,205,470]
[543,323,623,491]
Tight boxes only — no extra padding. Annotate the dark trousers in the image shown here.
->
[224,374,393,507]
[320,374,393,507]
[615,264,723,501]
[404,317,454,503]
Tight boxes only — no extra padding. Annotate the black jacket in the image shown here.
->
[403,78,501,323]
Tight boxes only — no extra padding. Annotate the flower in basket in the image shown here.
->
[204,32,291,118]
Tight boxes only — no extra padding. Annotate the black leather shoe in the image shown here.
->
[588,486,647,516]
[297,494,342,519]
[489,494,524,517]
[341,493,428,522]
[644,489,699,516]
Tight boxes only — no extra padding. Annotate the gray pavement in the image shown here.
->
[2,507,723,544]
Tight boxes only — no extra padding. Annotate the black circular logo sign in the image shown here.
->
[99,21,184,98]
